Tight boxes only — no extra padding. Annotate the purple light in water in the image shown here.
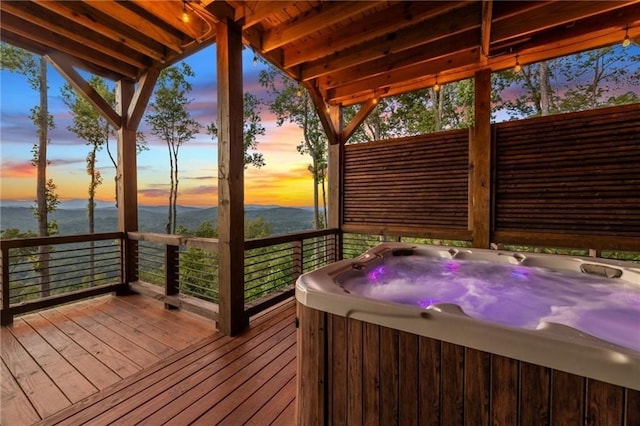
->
[419,299,440,309]
[444,261,460,273]
[512,267,529,280]
[368,266,386,283]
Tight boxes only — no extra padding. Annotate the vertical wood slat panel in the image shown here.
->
[330,314,347,425]
[441,342,465,425]
[295,303,325,426]
[363,322,380,426]
[520,362,551,426]
[347,318,363,425]
[491,354,519,425]
[306,308,636,425]
[464,348,490,426]
[419,336,441,426]
[380,327,399,425]
[551,370,585,425]
[398,331,419,424]
[626,389,640,426]
[343,129,469,231]
[494,103,640,237]
[586,379,625,425]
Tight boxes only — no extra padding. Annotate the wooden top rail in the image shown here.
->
[244,228,339,250]
[0,232,124,249]
[127,232,219,251]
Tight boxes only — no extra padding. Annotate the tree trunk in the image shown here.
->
[312,157,320,230]
[167,140,175,234]
[37,57,51,297]
[88,147,97,281]
[539,61,551,116]
[172,151,179,234]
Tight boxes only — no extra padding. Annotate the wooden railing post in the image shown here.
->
[165,245,179,309]
[1,245,12,325]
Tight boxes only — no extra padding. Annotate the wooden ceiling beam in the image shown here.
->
[131,1,212,41]
[82,1,185,54]
[35,1,167,63]
[1,2,148,70]
[320,29,478,90]
[0,30,125,81]
[327,49,479,104]
[241,1,298,28]
[300,2,481,81]
[491,1,637,45]
[47,52,122,129]
[331,10,640,107]
[206,0,238,25]
[283,1,469,69]
[1,13,139,80]
[262,1,380,53]
[480,0,493,63]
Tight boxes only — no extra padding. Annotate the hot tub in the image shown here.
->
[295,243,640,425]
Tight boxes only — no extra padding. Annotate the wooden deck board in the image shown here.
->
[1,294,298,425]
[94,296,216,350]
[1,359,41,426]
[38,308,143,379]
[0,327,71,419]
[0,295,296,426]
[244,376,297,425]
[8,318,98,403]
[20,313,121,391]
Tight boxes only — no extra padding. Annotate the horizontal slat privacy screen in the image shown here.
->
[343,130,469,231]
[494,103,640,237]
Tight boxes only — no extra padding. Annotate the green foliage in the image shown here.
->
[494,47,640,119]
[145,63,201,234]
[0,43,38,89]
[245,217,273,239]
[208,92,266,168]
[345,79,476,143]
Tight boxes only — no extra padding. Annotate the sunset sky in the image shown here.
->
[2,43,639,209]
[1,46,315,208]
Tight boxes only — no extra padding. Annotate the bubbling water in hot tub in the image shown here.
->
[340,255,640,352]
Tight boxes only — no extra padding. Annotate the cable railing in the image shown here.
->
[1,232,124,324]
[244,228,339,316]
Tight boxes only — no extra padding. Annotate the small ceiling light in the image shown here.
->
[181,0,190,24]
[433,76,440,92]
[622,27,631,47]
[296,87,302,97]
[514,54,522,73]
[372,97,379,105]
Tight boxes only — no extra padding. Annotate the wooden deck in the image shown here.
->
[1,294,296,425]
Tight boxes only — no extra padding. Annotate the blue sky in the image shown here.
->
[1,46,313,207]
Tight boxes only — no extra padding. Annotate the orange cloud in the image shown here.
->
[1,161,35,178]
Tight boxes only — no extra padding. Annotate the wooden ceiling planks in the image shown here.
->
[1,0,638,105]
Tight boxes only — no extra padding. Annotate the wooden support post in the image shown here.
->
[328,104,343,260]
[116,79,139,291]
[470,69,492,248]
[217,18,248,335]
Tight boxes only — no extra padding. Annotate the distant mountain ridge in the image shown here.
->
[0,204,314,236]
